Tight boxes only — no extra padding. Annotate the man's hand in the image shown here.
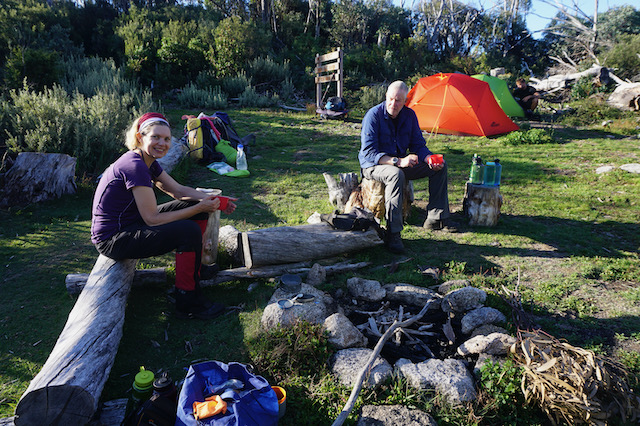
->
[399,154,419,168]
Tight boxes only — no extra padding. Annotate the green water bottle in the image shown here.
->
[469,154,483,184]
[127,366,155,414]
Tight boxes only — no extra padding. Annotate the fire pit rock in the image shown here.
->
[395,358,477,404]
[457,332,516,356]
[331,348,393,388]
[347,277,386,302]
[324,312,368,349]
[356,404,437,426]
[461,307,507,334]
[382,283,441,308]
[441,286,487,313]
[261,283,335,328]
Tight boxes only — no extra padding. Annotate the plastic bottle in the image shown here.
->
[128,366,155,413]
[152,372,178,402]
[493,159,502,186]
[468,154,483,184]
[483,161,496,186]
[235,143,247,170]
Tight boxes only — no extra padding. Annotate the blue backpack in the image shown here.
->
[175,361,278,426]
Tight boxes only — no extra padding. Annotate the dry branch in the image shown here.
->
[331,299,437,426]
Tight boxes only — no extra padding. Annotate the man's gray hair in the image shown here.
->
[387,81,409,97]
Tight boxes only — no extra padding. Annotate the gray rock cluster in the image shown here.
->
[260,276,516,411]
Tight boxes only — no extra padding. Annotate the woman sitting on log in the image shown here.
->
[90,112,236,320]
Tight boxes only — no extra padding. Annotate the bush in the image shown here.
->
[557,98,625,126]
[358,84,387,109]
[176,83,227,109]
[499,128,554,146]
[61,56,139,98]
[3,83,155,176]
[246,56,290,90]
[221,72,252,98]
[237,86,277,108]
[570,76,614,101]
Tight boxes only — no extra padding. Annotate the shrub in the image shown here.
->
[277,78,296,102]
[570,76,614,101]
[557,98,626,126]
[221,72,252,98]
[60,56,139,98]
[358,84,387,109]
[247,321,333,382]
[237,86,277,108]
[176,83,227,109]
[499,128,554,146]
[3,83,155,176]
[246,56,290,90]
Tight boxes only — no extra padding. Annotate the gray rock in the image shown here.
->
[382,283,441,308]
[457,332,516,356]
[395,358,477,404]
[437,279,470,295]
[306,263,326,286]
[347,277,386,302]
[470,324,508,338]
[357,405,438,426]
[261,284,333,329]
[621,163,640,174]
[595,165,615,174]
[441,287,486,313]
[331,348,392,388]
[461,307,507,334]
[324,312,368,349]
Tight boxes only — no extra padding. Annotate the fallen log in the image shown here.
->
[0,153,76,208]
[65,267,166,295]
[15,255,137,425]
[241,223,383,269]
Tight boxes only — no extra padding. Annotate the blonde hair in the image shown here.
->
[124,118,170,150]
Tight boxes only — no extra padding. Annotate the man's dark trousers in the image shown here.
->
[362,162,450,234]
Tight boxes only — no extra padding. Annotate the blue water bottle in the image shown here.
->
[493,159,502,186]
[483,161,496,186]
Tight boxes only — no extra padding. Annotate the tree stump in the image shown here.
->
[462,183,502,226]
[323,172,359,211]
[345,178,414,221]
[0,152,76,208]
[15,255,137,425]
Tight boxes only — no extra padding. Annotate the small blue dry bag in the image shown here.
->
[175,361,278,426]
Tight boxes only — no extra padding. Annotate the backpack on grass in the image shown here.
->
[184,116,224,164]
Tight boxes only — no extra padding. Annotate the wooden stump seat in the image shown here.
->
[345,178,414,221]
[462,182,502,226]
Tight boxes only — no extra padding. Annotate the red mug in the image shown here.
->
[216,196,230,210]
[428,154,444,166]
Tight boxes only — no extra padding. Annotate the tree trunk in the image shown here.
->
[0,153,76,208]
[241,223,383,269]
[530,64,608,92]
[15,256,137,425]
[323,172,359,212]
[202,210,221,265]
[345,178,413,221]
[65,267,166,295]
[463,183,502,226]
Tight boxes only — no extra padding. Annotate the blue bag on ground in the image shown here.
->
[175,361,278,426]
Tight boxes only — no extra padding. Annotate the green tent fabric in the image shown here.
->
[472,74,525,118]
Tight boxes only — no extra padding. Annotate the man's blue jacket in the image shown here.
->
[358,102,432,169]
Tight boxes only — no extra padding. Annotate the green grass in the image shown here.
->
[1,108,640,424]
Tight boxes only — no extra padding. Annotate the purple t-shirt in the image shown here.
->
[91,150,163,244]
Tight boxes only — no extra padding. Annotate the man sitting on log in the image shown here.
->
[512,78,541,118]
[91,112,236,319]
[358,81,455,254]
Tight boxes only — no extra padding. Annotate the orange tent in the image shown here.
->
[405,73,519,136]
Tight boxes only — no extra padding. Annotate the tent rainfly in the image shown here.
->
[472,74,525,118]
[405,73,520,137]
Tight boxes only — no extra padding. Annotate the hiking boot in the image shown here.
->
[174,288,225,320]
[423,218,458,233]
[200,264,219,281]
[385,232,405,254]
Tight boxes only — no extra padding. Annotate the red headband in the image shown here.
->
[138,112,169,132]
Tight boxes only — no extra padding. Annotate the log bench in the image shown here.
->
[15,255,137,425]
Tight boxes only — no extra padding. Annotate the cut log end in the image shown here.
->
[15,385,94,425]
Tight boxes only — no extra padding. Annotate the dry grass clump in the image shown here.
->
[510,330,640,425]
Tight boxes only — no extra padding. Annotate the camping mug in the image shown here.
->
[427,154,444,166]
